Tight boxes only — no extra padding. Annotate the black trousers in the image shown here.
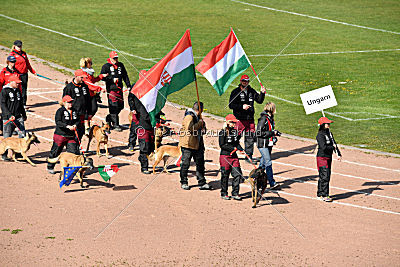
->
[88,96,98,118]
[244,132,256,158]
[138,138,155,171]
[317,166,331,197]
[20,73,28,106]
[179,146,206,186]
[128,120,138,147]
[47,140,78,169]
[107,98,123,128]
[220,166,242,196]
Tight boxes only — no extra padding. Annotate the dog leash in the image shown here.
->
[5,117,24,133]
[230,148,257,169]
[74,129,85,154]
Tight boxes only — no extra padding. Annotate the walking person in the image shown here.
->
[47,95,80,174]
[316,117,342,202]
[101,51,131,132]
[62,69,90,141]
[256,102,281,189]
[1,74,26,161]
[219,114,244,200]
[9,40,37,108]
[127,90,139,152]
[80,57,108,134]
[179,102,211,190]
[229,74,265,163]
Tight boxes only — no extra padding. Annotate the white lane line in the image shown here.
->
[273,147,400,173]
[27,108,400,215]
[29,85,399,181]
[0,14,157,63]
[247,48,400,58]
[231,0,400,35]
[29,91,63,95]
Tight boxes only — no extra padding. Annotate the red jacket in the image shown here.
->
[9,50,36,75]
[0,66,22,92]
[83,74,104,97]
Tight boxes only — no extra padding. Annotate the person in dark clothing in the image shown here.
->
[62,69,90,141]
[219,114,244,200]
[9,40,36,107]
[228,74,265,163]
[178,102,211,190]
[127,91,139,151]
[101,51,131,132]
[256,102,281,189]
[129,92,154,174]
[316,117,342,202]
[1,74,26,161]
[47,95,80,174]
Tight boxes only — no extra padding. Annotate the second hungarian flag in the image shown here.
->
[131,30,195,126]
[196,29,250,96]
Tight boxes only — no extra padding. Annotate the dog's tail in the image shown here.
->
[47,154,61,163]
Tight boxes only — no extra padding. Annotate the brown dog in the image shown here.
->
[0,132,40,166]
[86,122,111,157]
[148,145,181,174]
[47,152,94,188]
[247,167,269,208]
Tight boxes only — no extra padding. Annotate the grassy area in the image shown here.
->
[1,0,399,153]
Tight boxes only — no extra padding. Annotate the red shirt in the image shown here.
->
[0,66,22,92]
[83,73,104,97]
[9,50,36,75]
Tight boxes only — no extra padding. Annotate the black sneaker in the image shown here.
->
[1,156,10,161]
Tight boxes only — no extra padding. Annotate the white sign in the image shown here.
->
[300,85,337,115]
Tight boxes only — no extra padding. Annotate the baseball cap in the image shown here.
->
[241,74,249,81]
[74,69,87,77]
[225,114,238,122]
[13,40,22,47]
[109,51,118,58]
[8,74,21,83]
[7,56,16,63]
[318,117,333,125]
[62,95,74,103]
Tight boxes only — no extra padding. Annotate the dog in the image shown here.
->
[47,152,94,188]
[148,145,181,174]
[247,167,269,208]
[0,132,40,166]
[86,122,111,157]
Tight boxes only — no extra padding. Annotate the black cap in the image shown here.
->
[7,56,16,63]
[13,40,22,47]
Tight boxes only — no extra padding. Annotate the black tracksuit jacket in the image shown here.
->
[1,86,26,120]
[316,129,342,158]
[100,60,131,92]
[54,106,80,138]
[62,80,90,117]
[228,85,265,121]
[256,111,275,148]
[219,128,243,156]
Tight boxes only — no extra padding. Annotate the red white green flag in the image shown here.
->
[196,29,251,96]
[131,30,196,127]
[98,165,119,181]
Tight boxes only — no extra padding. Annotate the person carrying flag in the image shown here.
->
[219,114,244,200]
[229,74,265,163]
[101,51,131,132]
[9,40,36,108]
[127,90,139,152]
[63,69,90,140]
[47,95,80,174]
[1,74,26,161]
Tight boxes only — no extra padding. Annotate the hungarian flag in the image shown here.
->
[196,29,250,96]
[98,165,119,182]
[131,29,196,126]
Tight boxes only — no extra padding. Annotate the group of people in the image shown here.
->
[0,40,342,202]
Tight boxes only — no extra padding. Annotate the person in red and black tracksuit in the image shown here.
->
[129,92,154,174]
[316,117,342,202]
[9,40,37,107]
[100,51,131,132]
[80,57,108,134]
[219,114,244,200]
[62,69,90,141]
[229,74,265,163]
[127,90,139,151]
[0,56,22,135]
[47,95,80,174]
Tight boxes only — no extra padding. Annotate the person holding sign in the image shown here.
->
[316,117,342,202]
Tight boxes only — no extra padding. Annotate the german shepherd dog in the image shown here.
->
[148,145,181,174]
[247,167,268,208]
[86,122,111,157]
[0,132,40,166]
[47,152,94,188]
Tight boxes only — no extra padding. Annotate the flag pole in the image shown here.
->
[231,28,267,93]
[188,29,202,116]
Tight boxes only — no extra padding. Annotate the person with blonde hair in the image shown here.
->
[256,102,281,188]
[9,40,36,108]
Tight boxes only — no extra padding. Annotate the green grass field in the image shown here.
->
[1,0,399,153]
